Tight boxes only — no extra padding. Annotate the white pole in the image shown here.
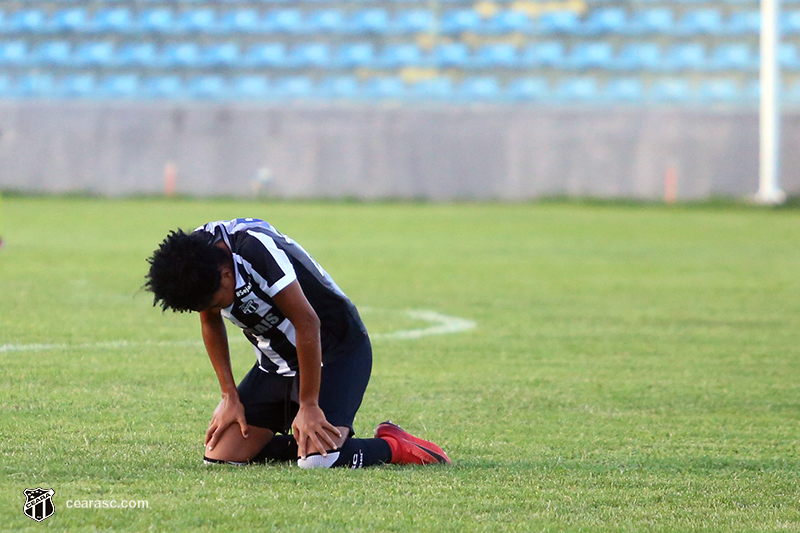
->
[757,0,787,204]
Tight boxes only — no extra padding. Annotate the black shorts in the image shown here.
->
[236,337,372,436]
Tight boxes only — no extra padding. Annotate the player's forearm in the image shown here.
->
[200,313,238,399]
[294,314,322,407]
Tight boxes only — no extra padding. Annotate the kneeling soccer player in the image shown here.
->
[145,218,450,469]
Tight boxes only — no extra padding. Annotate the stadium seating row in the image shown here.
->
[0,73,784,102]
[2,8,799,36]
[3,40,798,71]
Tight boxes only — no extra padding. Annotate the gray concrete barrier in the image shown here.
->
[1,101,797,200]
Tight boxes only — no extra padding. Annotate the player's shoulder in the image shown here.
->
[220,219,290,266]
[197,218,271,234]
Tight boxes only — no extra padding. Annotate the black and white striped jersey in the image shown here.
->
[195,218,368,377]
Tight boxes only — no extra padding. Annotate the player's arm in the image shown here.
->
[200,308,250,451]
[272,280,341,459]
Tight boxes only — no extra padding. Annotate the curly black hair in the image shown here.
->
[144,229,229,313]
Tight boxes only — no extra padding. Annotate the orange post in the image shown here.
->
[664,164,678,204]
[164,162,178,197]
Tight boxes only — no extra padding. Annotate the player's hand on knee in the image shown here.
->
[205,396,250,452]
[292,404,341,460]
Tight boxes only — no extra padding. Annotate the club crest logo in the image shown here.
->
[23,488,55,522]
[240,299,259,314]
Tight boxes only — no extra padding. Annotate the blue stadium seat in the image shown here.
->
[440,10,482,34]
[433,43,471,68]
[15,73,55,98]
[783,11,800,34]
[555,78,598,101]
[410,77,454,99]
[177,9,218,33]
[264,9,303,34]
[232,76,270,99]
[615,43,661,71]
[138,9,175,33]
[709,43,756,71]
[318,76,359,98]
[74,41,115,67]
[784,80,800,103]
[473,43,518,68]
[348,9,389,34]
[335,43,374,68]
[537,11,580,35]
[100,74,140,98]
[306,10,345,33]
[363,77,405,98]
[0,75,11,97]
[664,43,707,71]
[0,41,28,66]
[187,76,226,99]
[245,43,287,68]
[58,74,96,98]
[378,43,422,68]
[697,79,740,101]
[506,78,549,101]
[581,8,628,35]
[780,43,800,70]
[33,41,71,66]
[116,42,157,67]
[273,76,314,98]
[203,43,240,67]
[726,10,759,35]
[677,9,724,36]
[290,43,330,68]
[566,42,614,69]
[459,77,501,100]
[743,80,759,102]
[144,76,183,99]
[49,8,89,33]
[161,43,202,68]
[520,42,565,68]
[483,10,531,34]
[90,8,133,33]
[394,10,434,34]
[649,79,692,101]
[220,10,263,33]
[605,78,644,101]
[9,10,48,34]
[627,9,674,35]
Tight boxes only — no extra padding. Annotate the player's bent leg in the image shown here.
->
[203,424,273,465]
[297,426,395,469]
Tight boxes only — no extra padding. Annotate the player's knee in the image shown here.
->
[203,444,253,465]
[296,452,341,469]
[203,455,249,466]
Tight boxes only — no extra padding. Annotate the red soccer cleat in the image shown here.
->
[374,421,451,465]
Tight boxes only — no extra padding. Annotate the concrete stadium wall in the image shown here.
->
[1,101,798,200]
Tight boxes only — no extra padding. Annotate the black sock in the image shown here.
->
[251,434,298,464]
[331,438,392,469]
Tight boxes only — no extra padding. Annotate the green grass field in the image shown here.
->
[1,197,798,532]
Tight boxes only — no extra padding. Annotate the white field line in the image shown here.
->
[0,309,475,353]
[370,309,476,340]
